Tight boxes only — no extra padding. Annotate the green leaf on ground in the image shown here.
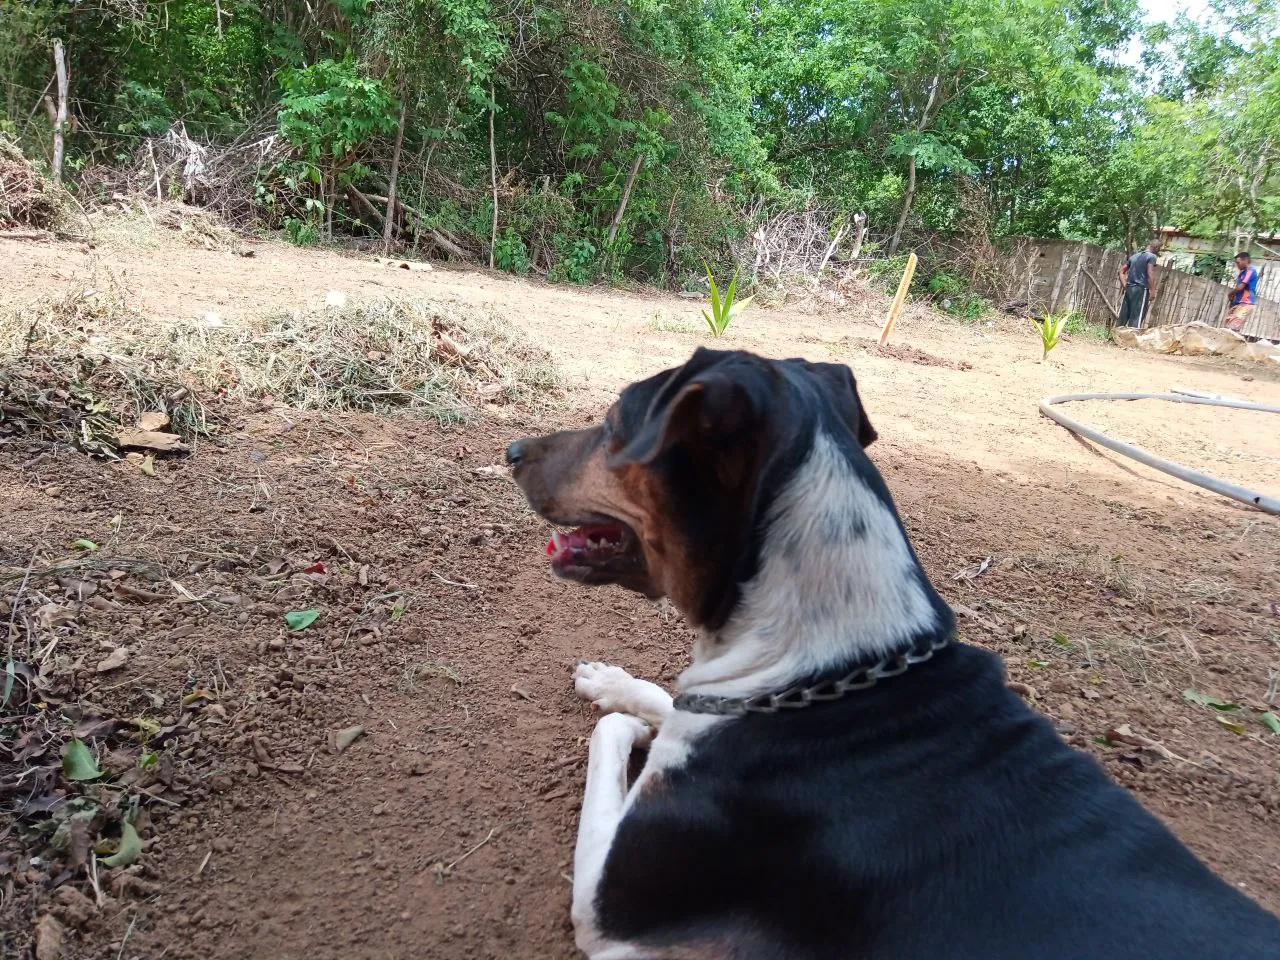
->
[102,819,142,868]
[284,609,321,631]
[62,740,103,781]
[1259,712,1280,735]
[1183,688,1239,711]
[73,539,98,551]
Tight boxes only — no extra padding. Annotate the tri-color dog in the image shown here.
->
[507,347,1280,959]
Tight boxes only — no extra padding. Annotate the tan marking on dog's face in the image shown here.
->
[611,460,705,610]
[510,406,694,602]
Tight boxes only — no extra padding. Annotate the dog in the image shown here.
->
[507,347,1280,959]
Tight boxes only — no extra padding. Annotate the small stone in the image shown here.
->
[211,838,233,853]
[267,637,285,652]
[244,761,260,779]
[34,914,65,960]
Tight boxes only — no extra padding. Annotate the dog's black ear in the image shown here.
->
[806,361,877,448]
[614,372,753,465]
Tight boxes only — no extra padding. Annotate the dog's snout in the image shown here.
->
[505,439,528,466]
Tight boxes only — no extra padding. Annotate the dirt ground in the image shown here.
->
[2,228,1279,960]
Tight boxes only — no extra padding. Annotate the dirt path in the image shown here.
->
[2,233,1279,959]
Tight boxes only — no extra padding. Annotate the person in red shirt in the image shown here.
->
[1225,252,1259,333]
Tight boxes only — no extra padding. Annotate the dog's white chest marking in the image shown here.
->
[567,432,939,958]
[682,431,939,699]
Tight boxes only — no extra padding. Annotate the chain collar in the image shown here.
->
[672,634,952,717]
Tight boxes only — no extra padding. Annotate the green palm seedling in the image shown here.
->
[1034,311,1071,361]
[702,263,754,337]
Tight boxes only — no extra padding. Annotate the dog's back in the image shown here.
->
[595,644,1280,959]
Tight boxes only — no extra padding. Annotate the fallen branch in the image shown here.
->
[366,192,473,260]
[1082,269,1119,320]
[346,185,386,230]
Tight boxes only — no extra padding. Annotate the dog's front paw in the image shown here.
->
[573,661,646,715]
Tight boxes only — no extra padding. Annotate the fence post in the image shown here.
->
[51,39,69,183]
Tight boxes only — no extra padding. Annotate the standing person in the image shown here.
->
[1116,240,1161,328]
[1225,251,1259,333]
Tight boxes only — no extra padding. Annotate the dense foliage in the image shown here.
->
[1,0,1276,284]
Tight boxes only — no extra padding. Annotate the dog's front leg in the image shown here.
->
[571,712,651,958]
[574,661,674,730]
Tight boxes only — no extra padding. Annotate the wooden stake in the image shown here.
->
[606,151,644,248]
[51,39,69,183]
[488,84,498,270]
[879,252,917,346]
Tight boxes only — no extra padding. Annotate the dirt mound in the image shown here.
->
[845,335,973,370]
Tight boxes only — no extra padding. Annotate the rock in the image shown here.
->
[1180,321,1245,357]
[331,725,365,754]
[325,289,348,308]
[1111,327,1139,348]
[115,428,188,453]
[1135,326,1181,354]
[95,646,130,672]
[198,310,224,326]
[34,914,65,960]
[1235,341,1278,363]
[135,411,170,432]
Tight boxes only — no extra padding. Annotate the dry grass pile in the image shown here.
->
[0,286,559,456]
[156,202,246,251]
[0,137,68,231]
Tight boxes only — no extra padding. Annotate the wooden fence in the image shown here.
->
[1023,240,1280,341]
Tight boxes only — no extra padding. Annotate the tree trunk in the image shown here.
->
[383,93,408,254]
[606,151,645,247]
[51,39,69,183]
[888,154,916,257]
[488,84,498,270]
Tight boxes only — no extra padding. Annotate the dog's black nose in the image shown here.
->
[505,440,527,465]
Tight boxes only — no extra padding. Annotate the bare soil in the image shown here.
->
[2,230,1279,960]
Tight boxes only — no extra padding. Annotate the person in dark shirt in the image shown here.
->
[1116,240,1161,328]
[1225,251,1259,333]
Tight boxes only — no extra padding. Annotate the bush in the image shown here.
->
[493,228,531,275]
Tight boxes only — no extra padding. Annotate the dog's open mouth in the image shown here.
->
[543,520,651,591]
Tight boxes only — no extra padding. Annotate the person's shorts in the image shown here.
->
[1225,303,1254,333]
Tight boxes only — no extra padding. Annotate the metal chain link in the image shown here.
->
[672,635,952,717]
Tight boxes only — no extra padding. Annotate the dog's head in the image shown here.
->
[506,348,879,630]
